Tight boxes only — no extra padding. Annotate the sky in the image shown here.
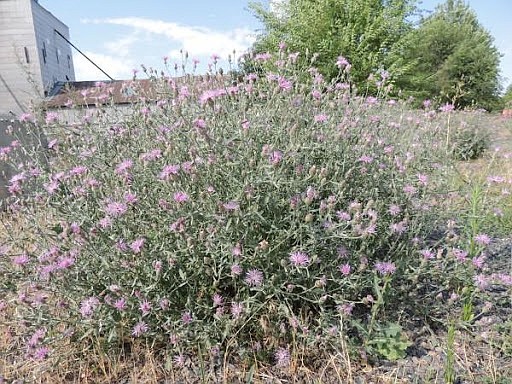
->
[39,0,512,89]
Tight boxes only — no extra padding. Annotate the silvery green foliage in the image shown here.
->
[2,54,506,364]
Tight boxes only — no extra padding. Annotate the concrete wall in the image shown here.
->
[0,0,75,116]
[31,0,75,94]
[49,104,135,126]
[0,114,48,207]
[0,0,44,115]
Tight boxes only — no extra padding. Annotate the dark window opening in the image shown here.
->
[24,47,30,63]
[42,42,47,64]
[67,54,71,69]
[56,49,59,64]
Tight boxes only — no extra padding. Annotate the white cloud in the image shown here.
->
[104,34,140,58]
[84,17,256,61]
[73,51,134,81]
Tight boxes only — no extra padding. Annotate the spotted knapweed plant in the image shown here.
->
[2,49,509,368]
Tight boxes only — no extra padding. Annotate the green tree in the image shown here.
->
[502,83,512,108]
[247,0,416,91]
[395,0,502,110]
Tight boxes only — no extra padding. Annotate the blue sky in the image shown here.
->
[39,0,511,89]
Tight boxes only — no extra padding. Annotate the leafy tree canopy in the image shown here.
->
[395,0,502,110]
[247,0,416,91]
[502,83,512,108]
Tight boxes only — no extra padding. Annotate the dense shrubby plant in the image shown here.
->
[450,123,489,161]
[395,0,502,110]
[1,50,509,368]
[247,0,415,92]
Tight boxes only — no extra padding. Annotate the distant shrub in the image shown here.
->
[451,118,490,160]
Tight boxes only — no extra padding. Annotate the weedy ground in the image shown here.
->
[1,61,511,383]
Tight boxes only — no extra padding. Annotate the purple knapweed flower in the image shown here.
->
[28,328,46,347]
[269,150,283,165]
[245,269,264,287]
[388,204,401,216]
[139,299,151,315]
[153,260,162,273]
[12,254,30,266]
[104,201,128,218]
[255,52,272,62]
[114,298,127,311]
[305,186,318,201]
[314,114,328,123]
[213,294,224,307]
[115,159,133,175]
[181,161,194,174]
[19,112,33,122]
[403,185,417,196]
[159,164,180,180]
[274,347,290,367]
[181,311,193,325]
[417,174,429,186]
[130,238,145,253]
[474,274,489,290]
[336,246,349,259]
[390,221,408,235]
[139,149,162,162]
[160,298,170,310]
[420,249,435,260]
[472,254,486,269]
[132,321,149,337]
[80,297,100,318]
[169,217,186,233]
[70,222,80,234]
[231,263,242,276]
[33,346,50,361]
[312,89,322,100]
[173,191,189,203]
[439,103,455,113]
[194,118,206,129]
[452,248,468,262]
[231,302,244,319]
[278,76,293,91]
[289,251,310,267]
[375,261,396,276]
[123,191,138,204]
[45,112,59,124]
[474,233,491,246]
[69,166,88,177]
[338,302,354,316]
[98,217,112,229]
[232,243,242,257]
[336,211,351,221]
[57,256,75,269]
[358,155,374,164]
[336,55,349,69]
[339,263,351,276]
[223,200,240,211]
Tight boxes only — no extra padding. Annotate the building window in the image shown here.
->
[42,42,47,64]
[67,55,71,69]
[56,49,59,64]
[24,47,30,63]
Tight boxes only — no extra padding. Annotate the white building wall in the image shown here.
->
[0,0,44,115]
[0,0,75,116]
[31,0,75,95]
